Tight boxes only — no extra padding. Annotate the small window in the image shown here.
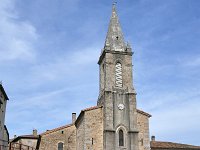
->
[119,130,124,146]
[102,64,105,71]
[141,138,144,146]
[58,142,63,150]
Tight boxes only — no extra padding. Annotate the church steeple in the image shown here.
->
[98,4,134,95]
[98,4,139,150]
[105,4,128,52]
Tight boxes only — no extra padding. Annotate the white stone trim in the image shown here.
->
[116,126,127,149]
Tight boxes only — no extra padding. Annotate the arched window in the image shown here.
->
[119,129,124,146]
[115,62,122,88]
[58,142,63,150]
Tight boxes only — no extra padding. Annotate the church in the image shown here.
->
[38,4,150,150]
[11,4,200,150]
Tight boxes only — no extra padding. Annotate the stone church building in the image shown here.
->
[37,5,200,150]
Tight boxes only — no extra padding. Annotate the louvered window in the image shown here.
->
[115,63,122,88]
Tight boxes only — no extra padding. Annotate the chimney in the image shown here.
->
[33,129,37,136]
[72,113,76,123]
[151,136,155,141]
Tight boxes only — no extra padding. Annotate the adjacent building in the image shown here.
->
[10,129,40,150]
[150,136,200,150]
[0,83,9,149]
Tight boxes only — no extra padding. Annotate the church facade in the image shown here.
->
[37,5,200,150]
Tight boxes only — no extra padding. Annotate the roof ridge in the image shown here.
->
[136,109,151,117]
[81,105,102,112]
[40,123,73,136]
[151,141,200,149]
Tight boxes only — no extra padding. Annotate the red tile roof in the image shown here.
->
[40,124,73,136]
[41,106,102,136]
[75,106,103,126]
[137,109,151,117]
[82,106,151,118]
[82,106,102,112]
[151,141,200,149]
[40,106,151,136]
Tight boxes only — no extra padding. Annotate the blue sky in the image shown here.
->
[1,0,200,146]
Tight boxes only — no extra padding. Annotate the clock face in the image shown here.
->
[118,104,125,110]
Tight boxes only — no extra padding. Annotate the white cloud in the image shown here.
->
[5,46,100,136]
[150,98,200,144]
[143,84,200,145]
[183,57,200,67]
[29,47,99,84]
[0,0,38,62]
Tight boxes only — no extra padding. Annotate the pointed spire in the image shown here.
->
[104,4,126,51]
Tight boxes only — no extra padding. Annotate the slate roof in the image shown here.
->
[151,141,200,149]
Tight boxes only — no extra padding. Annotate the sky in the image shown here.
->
[0,0,200,146]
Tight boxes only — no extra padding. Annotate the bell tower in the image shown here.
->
[97,4,139,150]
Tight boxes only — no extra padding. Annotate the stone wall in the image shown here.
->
[103,52,134,93]
[76,115,84,150]
[137,111,151,150]
[20,138,38,148]
[39,125,76,150]
[0,85,8,149]
[76,107,103,150]
[39,107,151,150]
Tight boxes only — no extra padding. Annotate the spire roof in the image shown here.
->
[105,4,126,51]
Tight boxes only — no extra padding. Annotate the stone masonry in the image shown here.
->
[39,124,76,150]
[75,106,103,150]
[38,107,151,150]
[137,110,151,150]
